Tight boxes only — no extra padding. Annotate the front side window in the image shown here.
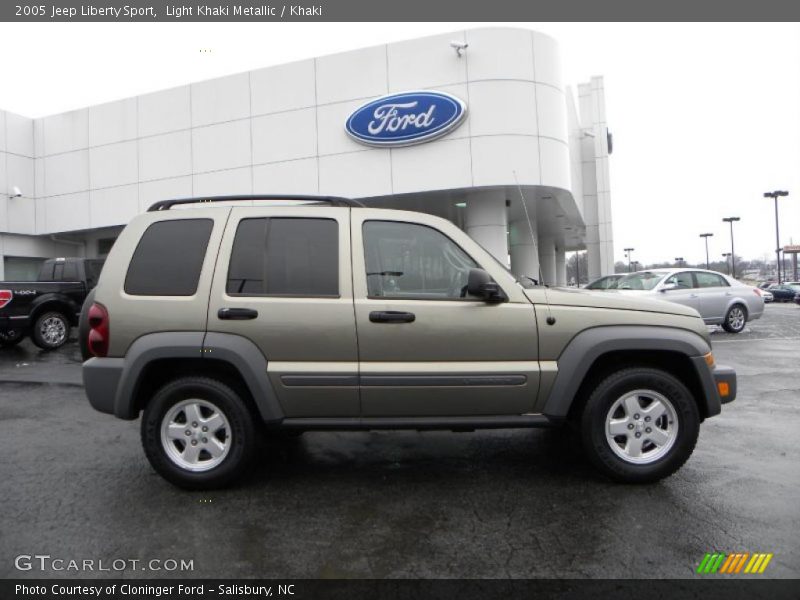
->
[665,271,696,289]
[227,218,339,297]
[363,220,478,299]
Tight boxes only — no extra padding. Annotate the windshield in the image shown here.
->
[616,270,670,291]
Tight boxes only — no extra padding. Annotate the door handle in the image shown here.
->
[218,307,259,320]
[689,294,698,298]
[369,311,415,323]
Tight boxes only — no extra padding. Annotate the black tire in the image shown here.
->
[580,367,700,483]
[721,304,747,333]
[0,329,25,348]
[141,377,257,490]
[31,311,71,350]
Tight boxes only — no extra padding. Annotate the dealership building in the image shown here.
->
[0,27,614,283]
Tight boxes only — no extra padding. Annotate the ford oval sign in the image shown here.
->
[345,91,467,147]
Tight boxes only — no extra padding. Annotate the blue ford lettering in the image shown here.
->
[346,91,467,147]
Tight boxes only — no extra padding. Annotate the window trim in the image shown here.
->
[225,216,342,299]
[362,219,502,302]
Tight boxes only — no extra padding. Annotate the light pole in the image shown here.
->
[722,253,732,275]
[674,257,684,267]
[763,191,789,283]
[722,217,740,279]
[699,233,713,270]
[624,247,635,272]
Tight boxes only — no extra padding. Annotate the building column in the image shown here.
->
[509,219,539,282]
[555,245,567,286]
[538,235,556,286]
[466,191,508,264]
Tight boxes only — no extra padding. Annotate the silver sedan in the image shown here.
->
[613,268,765,333]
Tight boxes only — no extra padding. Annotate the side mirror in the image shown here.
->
[660,282,678,292]
[467,268,506,302]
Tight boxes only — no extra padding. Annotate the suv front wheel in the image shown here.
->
[580,367,700,483]
[141,377,257,489]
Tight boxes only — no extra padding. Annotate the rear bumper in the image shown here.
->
[712,365,737,405]
[83,357,124,416]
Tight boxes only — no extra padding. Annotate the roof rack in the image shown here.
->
[147,194,365,212]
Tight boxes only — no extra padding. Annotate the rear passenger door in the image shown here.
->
[207,208,359,418]
[694,271,731,322]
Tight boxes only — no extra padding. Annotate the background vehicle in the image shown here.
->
[613,268,764,333]
[584,274,623,290]
[761,289,774,303]
[768,283,800,302]
[0,257,105,349]
[81,196,735,489]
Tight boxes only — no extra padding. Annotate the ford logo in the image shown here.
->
[345,91,467,147]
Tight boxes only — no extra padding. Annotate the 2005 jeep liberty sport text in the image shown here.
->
[81,196,736,489]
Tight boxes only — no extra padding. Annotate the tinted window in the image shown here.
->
[227,218,339,297]
[57,261,78,281]
[125,219,213,296]
[85,259,105,289]
[363,220,478,299]
[665,271,696,289]
[695,272,728,288]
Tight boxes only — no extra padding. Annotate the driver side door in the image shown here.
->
[351,211,540,417]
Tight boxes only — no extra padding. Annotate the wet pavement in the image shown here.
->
[0,304,798,579]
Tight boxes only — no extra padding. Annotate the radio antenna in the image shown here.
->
[512,171,555,325]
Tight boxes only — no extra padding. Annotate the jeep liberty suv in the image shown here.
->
[81,196,736,489]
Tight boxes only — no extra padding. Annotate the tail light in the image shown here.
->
[753,289,763,297]
[87,302,109,357]
[0,290,11,309]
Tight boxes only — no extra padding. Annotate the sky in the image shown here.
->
[0,22,797,266]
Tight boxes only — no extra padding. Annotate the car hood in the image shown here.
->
[522,286,700,318]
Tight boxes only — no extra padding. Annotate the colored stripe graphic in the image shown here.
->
[698,552,773,574]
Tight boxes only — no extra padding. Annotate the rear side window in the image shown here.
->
[226,218,339,297]
[125,219,213,296]
[695,272,729,288]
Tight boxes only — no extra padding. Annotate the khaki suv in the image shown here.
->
[81,196,736,489]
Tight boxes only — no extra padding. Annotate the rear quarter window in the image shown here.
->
[124,219,213,296]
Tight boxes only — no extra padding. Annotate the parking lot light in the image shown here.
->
[722,217,741,278]
[624,247,635,272]
[763,191,789,283]
[700,233,713,269]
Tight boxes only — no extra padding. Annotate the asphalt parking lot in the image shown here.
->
[1,304,798,579]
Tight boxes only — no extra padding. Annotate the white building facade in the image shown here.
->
[0,27,614,283]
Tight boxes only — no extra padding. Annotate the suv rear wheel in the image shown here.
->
[141,377,256,490]
[580,367,700,483]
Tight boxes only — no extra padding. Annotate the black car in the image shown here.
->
[767,283,800,302]
[0,257,104,350]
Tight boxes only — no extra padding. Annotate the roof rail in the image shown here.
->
[147,194,365,212]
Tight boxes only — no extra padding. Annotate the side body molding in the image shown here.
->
[541,325,717,418]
